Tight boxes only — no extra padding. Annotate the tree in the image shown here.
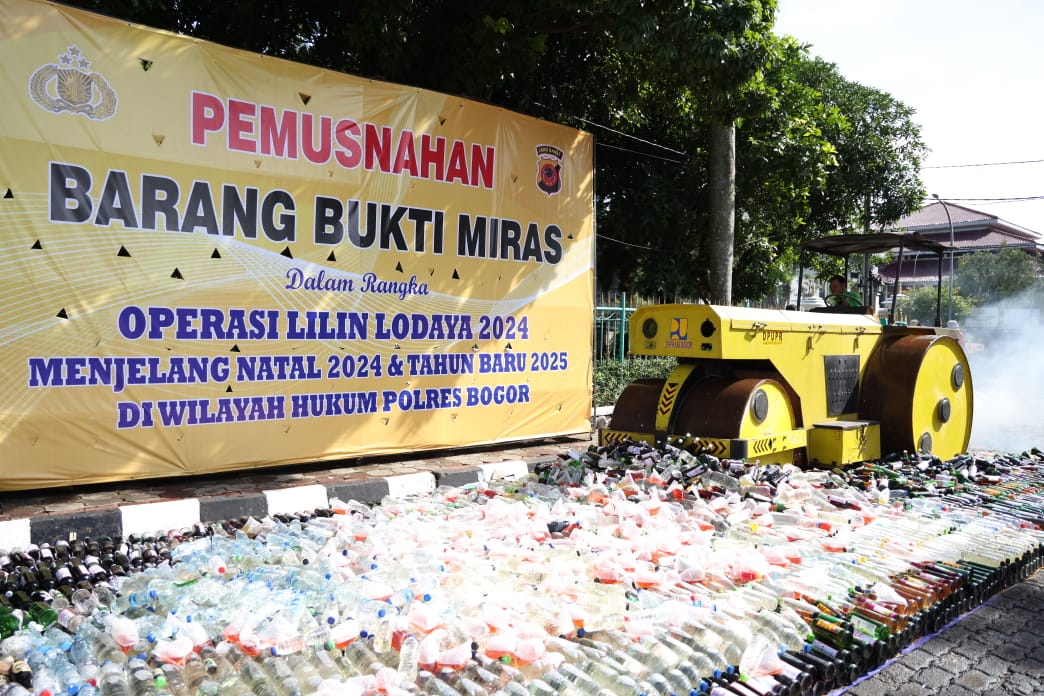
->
[956,247,1042,305]
[644,1,780,305]
[789,58,928,236]
[67,0,925,304]
[898,285,974,327]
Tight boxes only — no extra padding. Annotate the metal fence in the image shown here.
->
[595,294,634,361]
[595,293,706,360]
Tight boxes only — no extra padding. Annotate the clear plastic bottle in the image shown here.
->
[492,682,531,696]
[748,609,811,651]
[539,666,595,696]
[45,649,82,696]
[582,659,642,695]
[260,654,297,690]
[236,659,276,696]
[344,637,385,675]
[397,634,420,687]
[98,662,131,696]
[127,666,158,696]
[0,684,33,696]
[30,664,61,696]
[287,653,324,694]
[198,645,237,687]
[92,633,128,666]
[178,652,207,694]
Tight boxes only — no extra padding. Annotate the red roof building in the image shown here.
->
[878,201,1043,287]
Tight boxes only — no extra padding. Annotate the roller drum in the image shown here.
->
[860,334,973,459]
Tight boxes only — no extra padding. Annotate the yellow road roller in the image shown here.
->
[600,233,973,466]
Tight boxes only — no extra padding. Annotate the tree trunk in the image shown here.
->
[708,121,735,305]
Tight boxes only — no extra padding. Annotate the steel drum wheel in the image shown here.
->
[671,377,797,464]
[860,334,974,459]
[607,378,666,435]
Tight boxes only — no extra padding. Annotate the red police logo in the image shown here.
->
[536,145,563,196]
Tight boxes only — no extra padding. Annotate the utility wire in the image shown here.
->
[596,233,654,250]
[533,102,687,158]
[596,141,685,164]
[930,195,1044,203]
[575,116,687,156]
[924,158,1044,169]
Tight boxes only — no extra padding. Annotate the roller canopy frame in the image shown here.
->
[798,232,953,327]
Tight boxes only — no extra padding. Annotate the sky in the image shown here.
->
[774,0,1044,235]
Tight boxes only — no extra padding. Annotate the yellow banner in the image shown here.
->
[0,0,594,490]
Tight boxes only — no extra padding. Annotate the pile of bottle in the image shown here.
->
[0,444,1042,696]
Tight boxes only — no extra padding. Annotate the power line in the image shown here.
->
[930,195,1044,203]
[924,158,1044,169]
[533,102,687,159]
[573,116,687,157]
[596,141,685,164]
[596,233,653,250]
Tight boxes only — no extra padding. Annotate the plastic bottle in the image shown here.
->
[127,665,158,696]
[541,666,598,696]
[397,634,420,687]
[30,663,61,696]
[0,684,32,696]
[747,610,811,652]
[104,615,140,653]
[91,632,128,666]
[179,652,208,694]
[45,649,82,696]
[154,662,185,696]
[98,662,131,696]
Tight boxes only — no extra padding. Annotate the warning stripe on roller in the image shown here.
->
[656,363,699,434]
[697,438,730,456]
[750,429,807,456]
[658,382,681,417]
[598,429,656,446]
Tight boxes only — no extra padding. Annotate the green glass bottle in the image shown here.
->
[24,601,57,628]
[0,608,21,639]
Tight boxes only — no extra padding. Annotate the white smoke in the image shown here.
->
[964,291,1044,453]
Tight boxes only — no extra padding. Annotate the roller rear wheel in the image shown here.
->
[608,378,665,435]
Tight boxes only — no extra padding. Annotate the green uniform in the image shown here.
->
[831,290,862,307]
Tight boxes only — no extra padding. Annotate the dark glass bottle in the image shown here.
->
[54,565,75,587]
[36,566,57,591]
[70,562,92,583]
[10,659,32,688]
[37,545,55,568]
[781,649,834,691]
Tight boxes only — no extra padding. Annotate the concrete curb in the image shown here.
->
[0,460,541,549]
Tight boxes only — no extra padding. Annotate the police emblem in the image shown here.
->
[536,145,563,196]
[29,45,117,121]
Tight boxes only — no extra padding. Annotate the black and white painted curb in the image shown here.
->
[0,460,534,549]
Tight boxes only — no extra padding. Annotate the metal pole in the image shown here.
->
[891,239,904,327]
[613,292,622,363]
[797,250,805,310]
[932,194,955,322]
